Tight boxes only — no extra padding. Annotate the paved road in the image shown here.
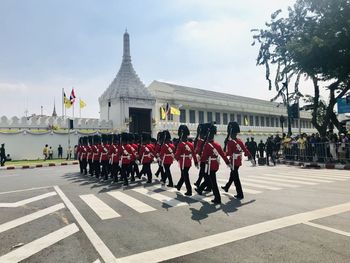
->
[0,163,350,262]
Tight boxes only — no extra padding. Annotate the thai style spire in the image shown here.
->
[52,99,57,117]
[99,31,154,102]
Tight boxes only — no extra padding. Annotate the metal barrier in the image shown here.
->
[282,142,350,163]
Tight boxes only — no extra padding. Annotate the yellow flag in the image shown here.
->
[161,107,166,120]
[244,117,249,126]
[79,99,87,109]
[170,107,180,116]
[64,97,72,109]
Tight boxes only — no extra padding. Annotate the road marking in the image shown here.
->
[116,201,350,263]
[0,203,65,234]
[54,186,117,263]
[107,191,156,213]
[0,186,53,195]
[216,180,262,194]
[217,179,270,194]
[0,191,57,208]
[299,170,350,177]
[284,173,347,181]
[167,187,213,203]
[241,178,299,188]
[80,194,121,220]
[239,181,281,190]
[249,175,316,185]
[93,259,101,263]
[132,188,187,207]
[304,222,350,237]
[0,223,79,263]
[263,174,333,183]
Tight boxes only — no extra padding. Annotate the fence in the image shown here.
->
[282,142,350,164]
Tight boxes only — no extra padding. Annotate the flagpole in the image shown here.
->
[62,88,64,117]
[72,103,75,118]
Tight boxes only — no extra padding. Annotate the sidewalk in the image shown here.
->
[0,161,79,171]
[277,159,350,170]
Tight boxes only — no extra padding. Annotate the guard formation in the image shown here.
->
[76,121,255,204]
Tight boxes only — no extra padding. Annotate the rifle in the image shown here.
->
[193,125,201,151]
[224,126,232,152]
[198,122,215,157]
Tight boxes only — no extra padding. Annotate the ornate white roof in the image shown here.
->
[99,31,155,103]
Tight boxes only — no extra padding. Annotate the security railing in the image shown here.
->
[282,142,350,164]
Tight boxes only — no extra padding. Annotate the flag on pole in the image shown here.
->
[79,99,87,109]
[70,88,76,104]
[244,117,249,126]
[161,107,166,120]
[170,107,180,116]
[165,103,170,116]
[64,92,72,108]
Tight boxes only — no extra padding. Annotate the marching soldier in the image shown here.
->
[77,137,83,174]
[175,125,197,196]
[87,136,94,176]
[79,137,88,175]
[117,133,135,186]
[128,134,138,182]
[109,134,121,183]
[92,135,101,178]
[195,124,229,204]
[154,132,163,178]
[139,133,156,183]
[221,122,253,199]
[159,130,175,187]
[100,134,110,181]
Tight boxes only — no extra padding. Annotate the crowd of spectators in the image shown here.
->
[258,131,350,164]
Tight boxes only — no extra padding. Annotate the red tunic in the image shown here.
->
[175,141,197,169]
[117,144,135,165]
[159,143,175,165]
[86,145,93,161]
[79,145,87,161]
[92,144,100,161]
[201,141,229,172]
[226,138,251,167]
[139,144,156,164]
[108,144,119,164]
[99,144,110,162]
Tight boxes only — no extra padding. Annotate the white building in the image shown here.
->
[99,31,315,138]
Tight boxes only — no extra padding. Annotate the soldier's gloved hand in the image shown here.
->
[145,147,149,152]
[135,160,140,165]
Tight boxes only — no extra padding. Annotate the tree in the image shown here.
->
[252,0,350,136]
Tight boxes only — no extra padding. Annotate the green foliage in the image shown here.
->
[253,0,350,136]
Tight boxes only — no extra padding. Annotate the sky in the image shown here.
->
[0,0,306,119]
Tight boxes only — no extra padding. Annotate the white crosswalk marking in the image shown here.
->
[0,191,57,208]
[249,175,316,185]
[238,181,282,190]
[0,223,79,263]
[263,173,333,183]
[241,178,299,188]
[167,187,213,203]
[107,191,156,213]
[216,180,262,194]
[0,203,65,234]
[284,173,347,181]
[132,187,187,207]
[299,170,350,177]
[80,194,120,220]
[285,172,350,181]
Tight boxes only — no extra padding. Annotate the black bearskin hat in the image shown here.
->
[112,134,118,144]
[101,134,108,143]
[107,134,113,144]
[121,132,129,143]
[227,121,240,135]
[134,134,140,143]
[127,133,135,143]
[88,136,93,145]
[178,125,190,138]
[82,136,88,145]
[141,132,151,143]
[164,130,171,141]
[93,134,101,144]
[208,124,217,140]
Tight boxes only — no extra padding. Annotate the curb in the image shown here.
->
[276,159,350,170]
[0,161,79,171]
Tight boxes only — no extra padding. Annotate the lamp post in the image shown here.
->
[280,115,286,134]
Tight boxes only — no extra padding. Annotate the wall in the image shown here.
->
[0,131,84,160]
